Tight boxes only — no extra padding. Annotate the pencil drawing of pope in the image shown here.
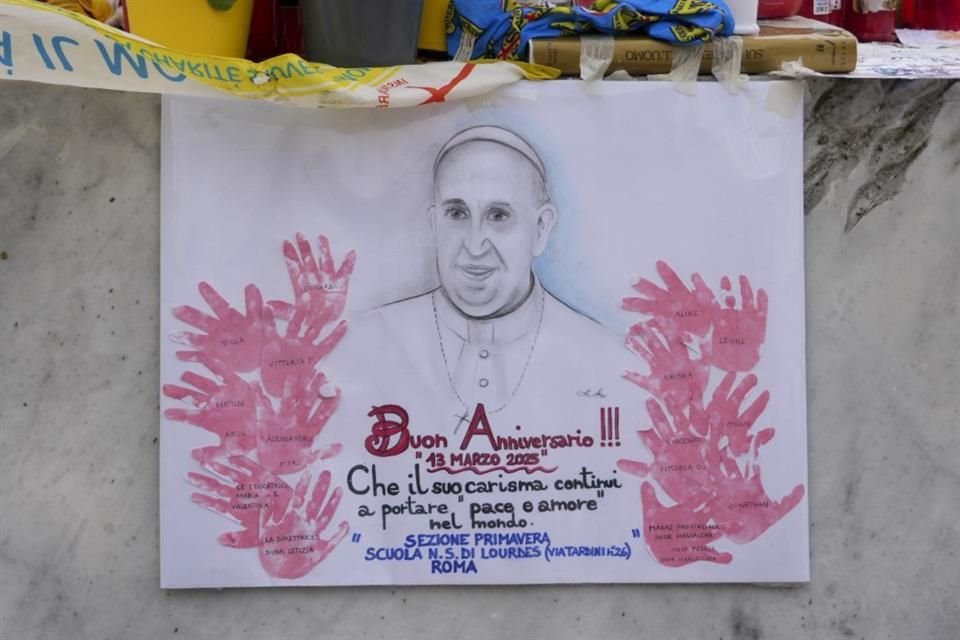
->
[431,126,557,321]
[331,125,632,430]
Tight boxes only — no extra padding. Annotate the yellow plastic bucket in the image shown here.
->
[124,0,255,58]
[418,0,449,53]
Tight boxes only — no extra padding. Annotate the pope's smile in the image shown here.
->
[458,264,497,281]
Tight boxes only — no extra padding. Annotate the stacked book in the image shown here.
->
[528,16,858,75]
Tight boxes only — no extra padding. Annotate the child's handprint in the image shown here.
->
[258,470,349,579]
[163,355,256,462]
[625,321,708,407]
[260,294,347,397]
[618,396,714,505]
[637,482,732,567]
[623,260,716,338]
[253,375,342,475]
[171,283,264,373]
[187,455,294,548]
[706,275,768,372]
[705,436,804,545]
[696,371,770,457]
[269,233,356,330]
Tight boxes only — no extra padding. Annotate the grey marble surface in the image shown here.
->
[1,78,959,640]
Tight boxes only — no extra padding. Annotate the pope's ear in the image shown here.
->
[532,203,558,257]
[427,203,437,234]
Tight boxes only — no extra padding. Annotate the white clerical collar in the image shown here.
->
[432,277,545,346]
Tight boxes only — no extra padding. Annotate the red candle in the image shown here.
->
[798,0,846,24]
[246,0,280,62]
[848,0,898,41]
[758,0,803,18]
[915,0,960,30]
[901,0,916,26]
[834,0,847,27]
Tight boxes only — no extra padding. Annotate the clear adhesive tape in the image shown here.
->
[772,59,823,78]
[579,35,615,82]
[711,36,748,93]
[764,81,805,118]
[650,43,704,96]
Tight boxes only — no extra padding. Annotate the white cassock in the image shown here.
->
[325,278,640,442]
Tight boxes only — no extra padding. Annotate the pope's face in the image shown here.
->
[432,141,556,318]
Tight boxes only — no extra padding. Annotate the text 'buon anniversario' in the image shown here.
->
[351,403,634,575]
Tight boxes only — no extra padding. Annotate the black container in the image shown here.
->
[300,0,425,67]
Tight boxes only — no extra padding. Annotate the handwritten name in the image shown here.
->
[577,388,607,399]
[269,357,306,368]
[264,434,310,443]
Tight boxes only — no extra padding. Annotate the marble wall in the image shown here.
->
[0,78,958,639]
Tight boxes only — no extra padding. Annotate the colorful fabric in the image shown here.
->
[448,0,736,60]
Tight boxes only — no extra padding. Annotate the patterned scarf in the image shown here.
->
[448,0,735,60]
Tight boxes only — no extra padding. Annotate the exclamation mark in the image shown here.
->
[614,407,620,447]
[600,407,607,447]
[599,408,621,447]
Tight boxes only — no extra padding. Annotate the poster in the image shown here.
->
[160,81,809,588]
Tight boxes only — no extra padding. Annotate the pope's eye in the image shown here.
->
[445,207,469,220]
[488,208,511,223]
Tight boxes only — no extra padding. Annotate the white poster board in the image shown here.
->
[160,81,808,588]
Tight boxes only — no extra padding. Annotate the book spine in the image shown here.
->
[530,36,857,75]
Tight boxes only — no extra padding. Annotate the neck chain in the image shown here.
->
[432,286,545,426]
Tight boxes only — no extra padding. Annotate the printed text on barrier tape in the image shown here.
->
[0,0,559,108]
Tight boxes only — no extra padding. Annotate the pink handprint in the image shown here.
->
[625,321,709,407]
[269,233,357,330]
[253,375,342,475]
[704,437,805,545]
[260,295,347,397]
[618,397,713,505]
[706,275,768,372]
[696,372,771,457]
[637,482,732,567]
[172,283,265,373]
[187,455,294,548]
[258,469,349,579]
[618,262,802,564]
[162,356,257,463]
[623,260,716,338]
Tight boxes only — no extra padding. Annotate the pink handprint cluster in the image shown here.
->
[619,261,804,567]
[163,233,355,579]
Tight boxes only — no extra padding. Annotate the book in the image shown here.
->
[528,16,858,75]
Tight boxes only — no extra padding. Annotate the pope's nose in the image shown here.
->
[463,226,491,257]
